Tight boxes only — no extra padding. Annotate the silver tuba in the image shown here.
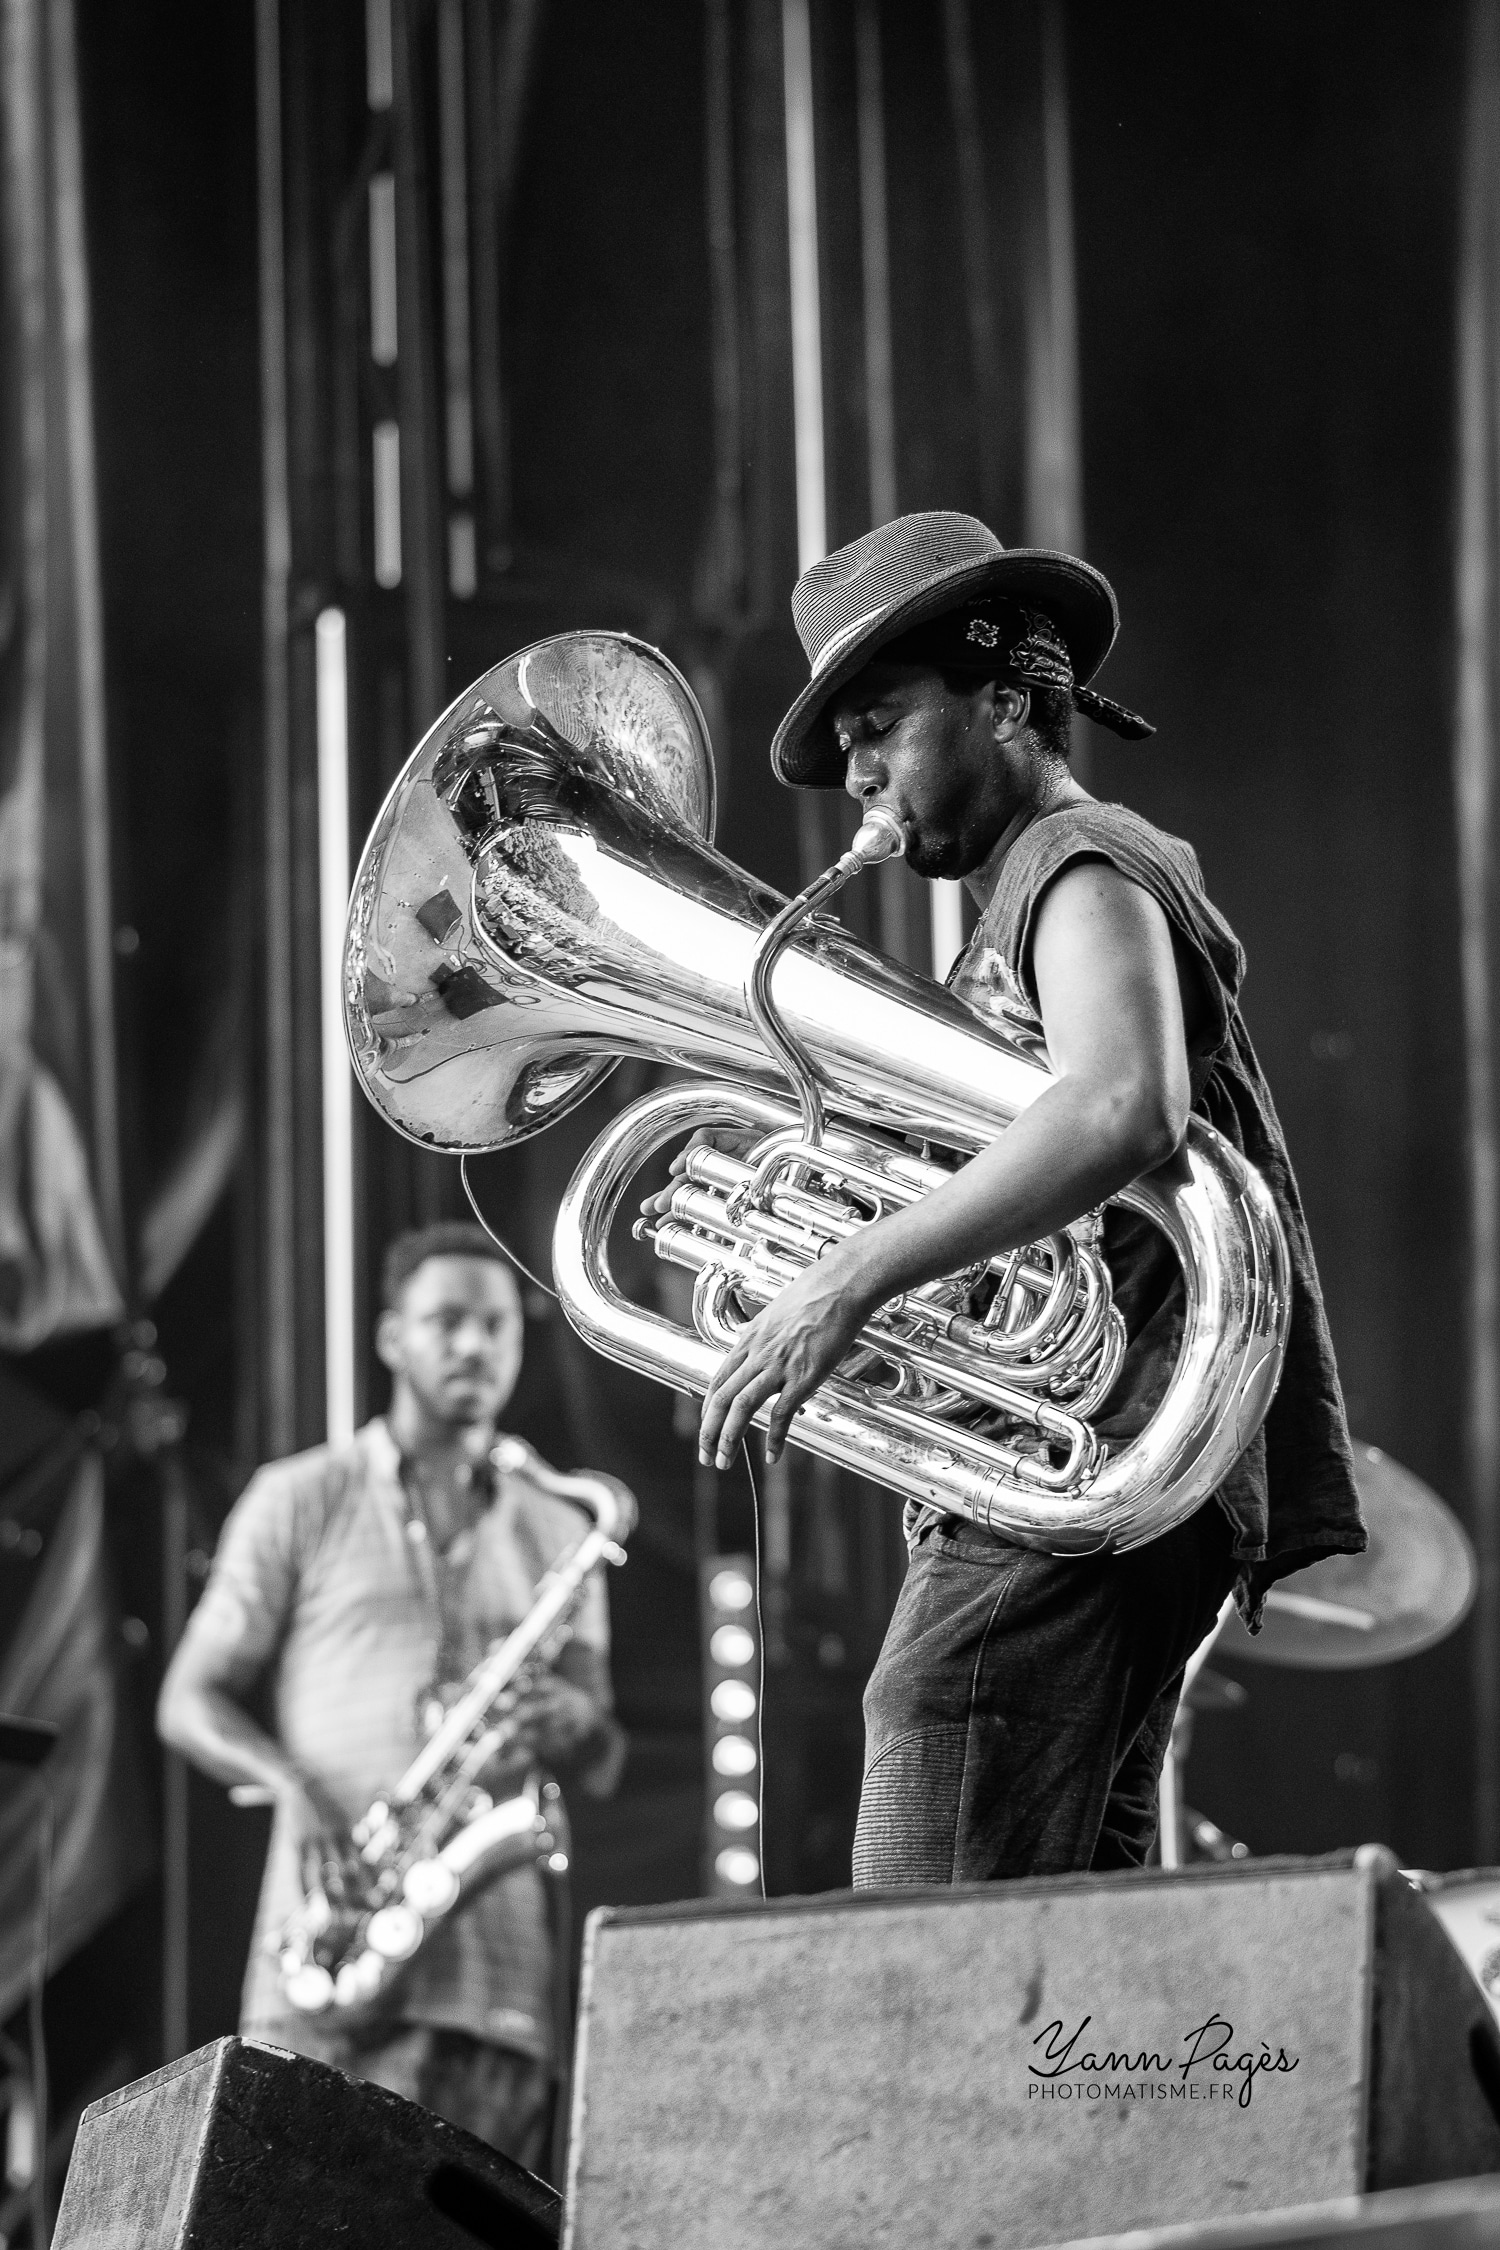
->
[344,632,1289,1555]
[274,1439,632,2014]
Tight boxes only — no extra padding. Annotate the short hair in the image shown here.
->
[1009,679,1073,762]
[381,1222,520,1310]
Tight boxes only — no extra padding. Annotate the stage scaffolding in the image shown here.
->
[248,0,1093,1908]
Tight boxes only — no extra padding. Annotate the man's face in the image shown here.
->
[831,660,1018,879]
[378,1255,523,1428]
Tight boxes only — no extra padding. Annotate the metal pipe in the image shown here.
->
[160,1450,191,2059]
[391,0,444,729]
[48,0,123,1286]
[781,0,825,574]
[256,0,296,1457]
[316,612,356,1449]
[437,0,475,595]
[1457,0,1500,1860]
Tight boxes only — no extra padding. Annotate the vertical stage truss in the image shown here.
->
[253,0,1088,1895]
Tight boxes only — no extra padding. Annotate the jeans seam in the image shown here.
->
[952,1568,1022,1880]
[862,1721,957,1782]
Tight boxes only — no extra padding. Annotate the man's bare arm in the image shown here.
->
[697,861,1197,1466]
[158,1619,343,1863]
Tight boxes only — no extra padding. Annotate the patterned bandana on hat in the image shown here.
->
[770,510,1155,789]
[884,599,1156,742]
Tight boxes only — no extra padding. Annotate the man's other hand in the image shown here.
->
[277,1774,348,1898]
[697,1243,877,1470]
[637,1124,760,1225]
[507,1672,599,1765]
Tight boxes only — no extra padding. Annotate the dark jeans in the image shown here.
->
[257,2016,552,2172]
[852,1498,1238,1885]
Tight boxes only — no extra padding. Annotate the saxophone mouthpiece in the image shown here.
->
[849,808,907,865]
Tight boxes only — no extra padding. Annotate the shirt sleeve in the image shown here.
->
[177,1465,305,1677]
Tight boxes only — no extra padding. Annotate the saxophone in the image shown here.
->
[342,631,1290,1556]
[274,1438,633,2015]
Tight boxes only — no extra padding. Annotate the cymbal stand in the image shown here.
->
[1158,1592,1236,1870]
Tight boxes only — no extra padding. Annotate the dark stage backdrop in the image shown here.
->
[1071,2,1470,1868]
[70,0,1474,2069]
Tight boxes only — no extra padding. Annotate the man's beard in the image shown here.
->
[906,828,967,881]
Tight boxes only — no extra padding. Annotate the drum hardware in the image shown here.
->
[1160,1442,1477,1868]
[1216,1442,1477,1672]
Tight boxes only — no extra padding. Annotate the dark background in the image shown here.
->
[44,0,1474,2095]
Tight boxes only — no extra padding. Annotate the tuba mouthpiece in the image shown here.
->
[849,808,907,865]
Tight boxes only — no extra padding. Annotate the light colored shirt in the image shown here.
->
[181,1417,613,2059]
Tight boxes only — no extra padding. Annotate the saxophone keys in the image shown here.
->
[365,1902,425,1961]
[334,1951,386,2008]
[282,1961,336,2014]
[296,1887,333,1938]
[403,1859,462,1916]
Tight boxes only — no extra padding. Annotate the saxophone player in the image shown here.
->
[685,511,1365,1884]
[157,1221,624,2169]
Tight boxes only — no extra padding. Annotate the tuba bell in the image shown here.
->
[344,632,1289,1554]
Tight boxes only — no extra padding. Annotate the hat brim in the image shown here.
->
[770,548,1121,788]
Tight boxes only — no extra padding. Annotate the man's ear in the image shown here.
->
[989,682,1031,743]
[375,1307,403,1375]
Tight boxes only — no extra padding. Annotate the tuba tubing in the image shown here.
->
[554,1080,1287,1555]
[343,634,1291,1558]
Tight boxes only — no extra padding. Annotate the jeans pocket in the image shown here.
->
[925,1517,1026,1568]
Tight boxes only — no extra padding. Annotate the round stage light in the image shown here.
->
[710,1678,756,1723]
[713,1790,759,1831]
[708,1569,754,1611]
[715,1847,760,1887]
[712,1735,757,1777]
[709,1623,756,1668]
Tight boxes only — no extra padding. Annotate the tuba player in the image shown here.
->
[688,511,1364,1885]
[158,1221,624,2169]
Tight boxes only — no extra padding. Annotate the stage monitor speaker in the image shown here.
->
[564,1856,1500,2250]
[1048,2172,1500,2250]
[52,2035,561,2250]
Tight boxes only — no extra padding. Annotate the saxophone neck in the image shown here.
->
[489,1434,637,1546]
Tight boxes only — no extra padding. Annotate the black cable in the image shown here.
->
[28,1791,52,2250]
[741,1439,768,1903]
[459,1156,558,1301]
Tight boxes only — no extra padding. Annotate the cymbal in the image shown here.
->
[1181,1665,1247,1714]
[1215,1440,1476,1671]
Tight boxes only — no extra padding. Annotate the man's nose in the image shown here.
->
[844,749,883,804]
[451,1317,496,1359]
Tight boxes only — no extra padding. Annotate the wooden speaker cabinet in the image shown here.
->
[564,1857,1500,2250]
